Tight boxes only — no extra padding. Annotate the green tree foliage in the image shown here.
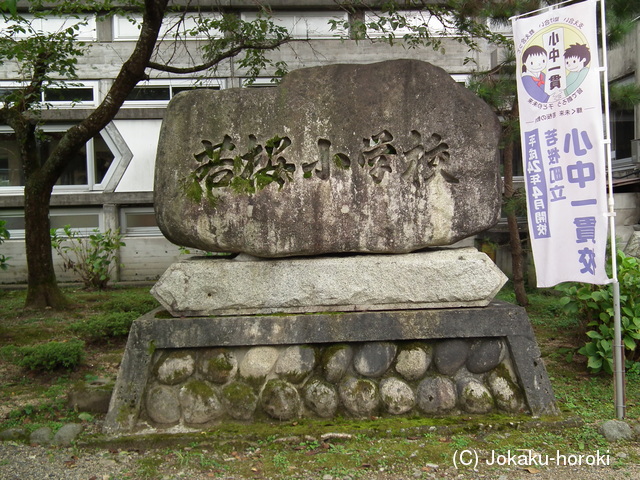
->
[0,0,292,309]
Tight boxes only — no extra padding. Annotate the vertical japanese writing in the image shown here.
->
[563,127,599,275]
[525,129,550,239]
[543,28,566,97]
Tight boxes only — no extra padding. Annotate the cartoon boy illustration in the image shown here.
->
[564,43,590,96]
[521,45,550,103]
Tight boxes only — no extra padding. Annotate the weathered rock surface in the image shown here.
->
[380,377,415,415]
[303,378,339,418]
[179,380,223,424]
[322,345,353,384]
[416,376,456,414]
[261,379,301,420]
[155,59,502,257]
[339,377,379,417]
[151,248,507,316]
[395,344,432,381]
[434,339,470,376]
[275,346,317,384]
[599,419,634,442]
[353,342,397,378]
[52,424,83,447]
[457,377,494,414]
[146,384,181,424]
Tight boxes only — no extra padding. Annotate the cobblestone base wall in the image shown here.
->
[104,304,558,434]
[141,339,525,428]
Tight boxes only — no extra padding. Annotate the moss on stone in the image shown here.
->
[182,379,215,400]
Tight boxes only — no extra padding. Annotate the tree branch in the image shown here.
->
[147,38,297,75]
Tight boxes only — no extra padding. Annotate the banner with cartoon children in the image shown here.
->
[512,0,609,287]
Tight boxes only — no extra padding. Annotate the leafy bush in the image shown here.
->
[557,250,640,374]
[67,311,138,341]
[51,225,125,289]
[3,340,85,372]
[0,219,10,270]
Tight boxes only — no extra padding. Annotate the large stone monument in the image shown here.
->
[105,60,557,434]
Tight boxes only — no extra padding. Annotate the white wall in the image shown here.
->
[114,119,162,193]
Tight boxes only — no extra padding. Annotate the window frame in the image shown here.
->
[0,81,99,108]
[0,14,97,41]
[364,10,459,39]
[240,11,348,39]
[122,79,225,107]
[120,206,163,237]
[2,207,103,240]
[113,12,223,41]
[0,122,125,194]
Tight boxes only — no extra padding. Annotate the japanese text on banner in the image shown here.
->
[513,0,609,287]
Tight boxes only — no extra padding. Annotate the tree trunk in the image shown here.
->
[23,173,69,309]
[19,0,169,309]
[502,136,529,307]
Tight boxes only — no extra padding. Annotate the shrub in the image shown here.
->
[51,225,125,289]
[557,250,640,374]
[0,219,10,270]
[7,340,85,372]
[67,311,138,341]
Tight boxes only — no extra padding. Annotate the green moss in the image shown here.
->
[320,344,350,370]
[153,350,195,385]
[208,354,233,373]
[222,382,255,404]
[182,380,215,400]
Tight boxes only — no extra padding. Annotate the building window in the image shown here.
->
[365,11,458,38]
[113,12,222,41]
[0,14,97,41]
[124,79,223,106]
[0,81,98,108]
[2,208,102,239]
[0,125,120,192]
[241,11,347,38]
[120,207,162,236]
[241,77,278,88]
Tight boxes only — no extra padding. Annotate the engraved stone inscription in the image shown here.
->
[155,59,502,257]
[187,129,457,198]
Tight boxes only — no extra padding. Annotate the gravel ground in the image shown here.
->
[1,441,639,480]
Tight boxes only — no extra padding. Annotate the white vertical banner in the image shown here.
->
[512,0,609,287]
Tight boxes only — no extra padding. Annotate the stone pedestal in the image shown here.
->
[151,248,507,316]
[104,302,558,434]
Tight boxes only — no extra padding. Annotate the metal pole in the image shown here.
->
[599,0,625,419]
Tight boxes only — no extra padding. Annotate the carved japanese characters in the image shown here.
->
[155,59,502,257]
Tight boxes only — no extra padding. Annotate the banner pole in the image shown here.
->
[599,0,625,420]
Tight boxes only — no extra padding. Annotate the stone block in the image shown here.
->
[151,248,507,316]
[104,303,559,434]
[155,59,501,257]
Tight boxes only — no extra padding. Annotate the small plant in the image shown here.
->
[557,250,640,374]
[5,340,85,372]
[0,219,10,270]
[67,311,138,341]
[51,225,125,289]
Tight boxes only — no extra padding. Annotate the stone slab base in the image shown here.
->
[151,248,507,317]
[104,302,558,434]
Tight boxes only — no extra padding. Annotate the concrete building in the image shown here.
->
[0,2,637,284]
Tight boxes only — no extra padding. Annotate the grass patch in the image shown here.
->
[0,284,639,479]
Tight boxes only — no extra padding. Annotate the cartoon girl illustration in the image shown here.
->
[521,45,550,103]
[564,43,590,96]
